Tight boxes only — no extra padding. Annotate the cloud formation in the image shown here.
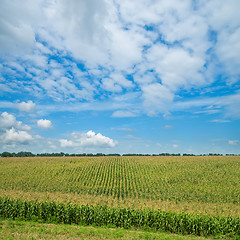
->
[17,101,36,112]
[59,130,117,148]
[0,112,33,145]
[0,0,239,118]
[1,128,33,144]
[0,0,239,154]
[0,112,31,131]
[37,119,53,129]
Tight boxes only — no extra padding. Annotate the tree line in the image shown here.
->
[0,151,238,157]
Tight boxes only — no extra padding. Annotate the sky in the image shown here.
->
[0,0,240,154]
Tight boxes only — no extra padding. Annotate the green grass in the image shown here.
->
[0,219,215,240]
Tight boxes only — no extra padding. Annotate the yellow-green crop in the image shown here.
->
[0,156,239,216]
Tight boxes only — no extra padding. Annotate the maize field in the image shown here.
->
[0,156,240,237]
[0,197,239,237]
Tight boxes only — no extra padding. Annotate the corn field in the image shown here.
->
[1,156,239,204]
[0,197,239,237]
[0,156,240,237]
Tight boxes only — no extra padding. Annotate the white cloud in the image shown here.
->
[101,72,134,93]
[173,91,240,119]
[201,0,240,30]
[0,17,35,55]
[228,140,239,146]
[199,0,240,83]
[0,101,36,112]
[37,119,53,129]
[59,139,74,148]
[59,130,117,148]
[142,83,174,116]
[43,0,110,66]
[17,100,36,112]
[0,0,240,120]
[0,112,31,131]
[0,112,33,146]
[0,0,41,55]
[101,78,122,92]
[146,44,206,91]
[134,72,157,85]
[107,23,148,71]
[1,128,33,144]
[216,28,240,80]
[0,112,17,130]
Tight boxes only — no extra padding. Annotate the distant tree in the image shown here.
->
[107,153,121,156]
[96,153,105,156]
[16,151,35,157]
[86,153,93,156]
[183,153,195,156]
[1,152,13,157]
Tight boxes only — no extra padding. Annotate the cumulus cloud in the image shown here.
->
[0,112,31,131]
[59,130,117,148]
[200,0,240,82]
[0,112,33,145]
[1,128,33,144]
[17,100,36,112]
[37,119,53,129]
[0,0,240,119]
[146,44,206,91]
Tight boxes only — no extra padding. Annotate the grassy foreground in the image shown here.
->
[0,219,212,240]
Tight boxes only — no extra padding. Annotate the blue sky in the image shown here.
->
[0,0,240,154]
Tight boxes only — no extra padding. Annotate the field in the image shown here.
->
[0,156,240,238]
[0,219,210,240]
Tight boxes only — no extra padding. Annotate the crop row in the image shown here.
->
[0,197,239,237]
[1,157,240,205]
